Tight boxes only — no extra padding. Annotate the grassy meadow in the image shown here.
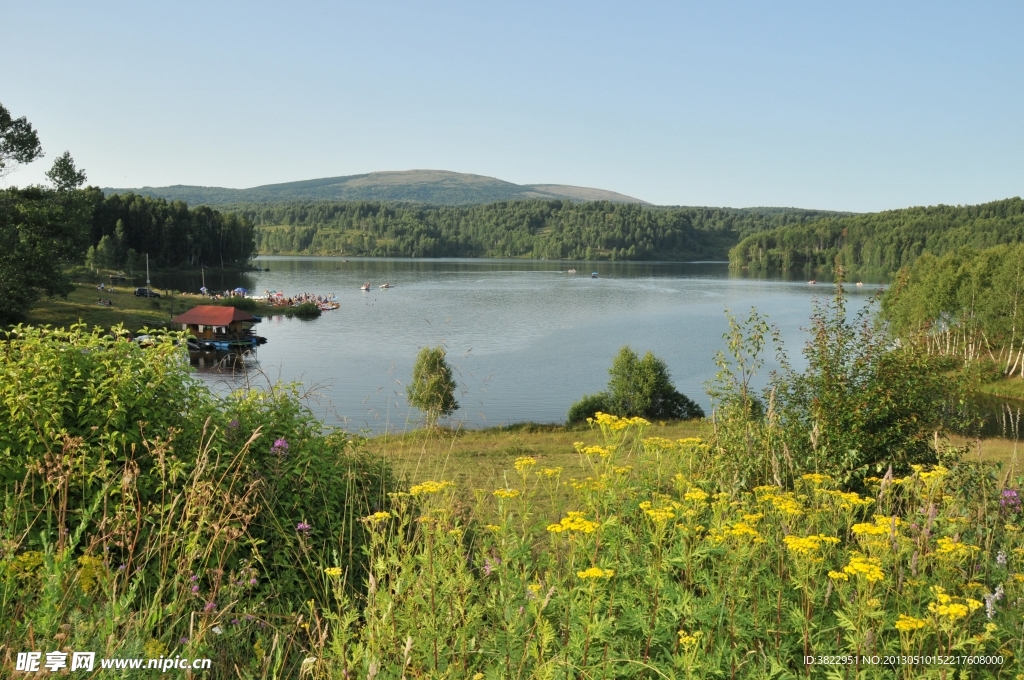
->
[2,294,1023,677]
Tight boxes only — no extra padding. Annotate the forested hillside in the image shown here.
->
[103,169,648,206]
[88,193,257,270]
[243,200,839,260]
[729,197,1024,275]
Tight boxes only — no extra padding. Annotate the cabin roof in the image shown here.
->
[171,305,256,326]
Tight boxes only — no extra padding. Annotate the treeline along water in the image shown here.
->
[233,200,841,261]
[729,197,1024,276]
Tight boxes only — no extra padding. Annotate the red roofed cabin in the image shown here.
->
[172,305,257,344]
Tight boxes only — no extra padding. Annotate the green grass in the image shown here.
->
[366,419,708,491]
[23,282,211,332]
[977,376,1024,401]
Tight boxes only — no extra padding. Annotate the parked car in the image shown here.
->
[134,287,161,298]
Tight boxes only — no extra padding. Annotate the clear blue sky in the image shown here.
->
[3,1,1022,211]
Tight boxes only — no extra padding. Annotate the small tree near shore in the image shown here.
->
[407,346,459,428]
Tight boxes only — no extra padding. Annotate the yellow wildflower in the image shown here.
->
[842,554,885,582]
[577,567,614,579]
[362,511,391,524]
[784,534,840,558]
[514,456,537,473]
[678,630,703,647]
[934,537,980,561]
[684,488,709,503]
[527,583,542,596]
[77,555,105,593]
[827,571,849,581]
[541,467,563,477]
[409,480,454,497]
[493,488,520,499]
[644,507,675,524]
[801,473,831,485]
[895,614,926,632]
[324,567,343,578]
[547,511,599,534]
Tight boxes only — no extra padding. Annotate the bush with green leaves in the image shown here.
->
[567,346,704,423]
[406,345,459,427]
[0,324,398,673]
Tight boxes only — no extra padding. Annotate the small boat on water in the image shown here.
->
[379,283,393,289]
[808,280,817,285]
[360,283,371,291]
[319,301,340,311]
[591,272,599,278]
[568,268,577,274]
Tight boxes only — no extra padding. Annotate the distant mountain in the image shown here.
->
[103,170,650,206]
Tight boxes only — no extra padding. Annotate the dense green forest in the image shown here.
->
[240,200,840,260]
[729,197,1024,276]
[881,243,1024,373]
[89,193,257,270]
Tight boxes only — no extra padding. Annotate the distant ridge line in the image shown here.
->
[103,169,651,207]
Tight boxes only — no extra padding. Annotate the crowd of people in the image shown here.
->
[268,292,336,307]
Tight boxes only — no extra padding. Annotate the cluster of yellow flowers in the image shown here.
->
[513,456,537,473]
[493,488,520,499]
[362,511,391,525]
[541,467,563,477]
[577,444,614,459]
[841,553,885,582]
[409,480,454,497]
[323,567,343,578]
[822,489,874,511]
[934,536,980,561]
[755,488,804,517]
[800,473,832,486]
[77,555,105,593]
[570,476,608,492]
[917,465,949,483]
[576,567,614,580]
[547,511,599,534]
[677,630,703,647]
[783,534,840,559]
[894,614,927,632]
[707,521,762,544]
[683,488,709,503]
[639,500,676,524]
[590,412,648,430]
[927,586,982,621]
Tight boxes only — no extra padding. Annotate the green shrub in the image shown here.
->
[0,324,400,671]
[772,285,966,484]
[406,345,459,427]
[284,301,321,319]
[567,346,703,424]
[214,296,261,313]
[566,392,609,424]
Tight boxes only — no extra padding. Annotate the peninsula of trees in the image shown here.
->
[729,197,1024,276]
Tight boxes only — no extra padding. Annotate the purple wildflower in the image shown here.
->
[179,637,189,644]
[272,438,289,454]
[249,577,257,585]
[191,585,200,594]
[231,618,239,625]
[296,522,312,534]
[204,601,217,612]
[1001,488,1021,513]
[483,556,501,576]
[228,419,239,429]
[190,574,198,582]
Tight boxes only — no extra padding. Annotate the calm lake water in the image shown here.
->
[154,258,894,433]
